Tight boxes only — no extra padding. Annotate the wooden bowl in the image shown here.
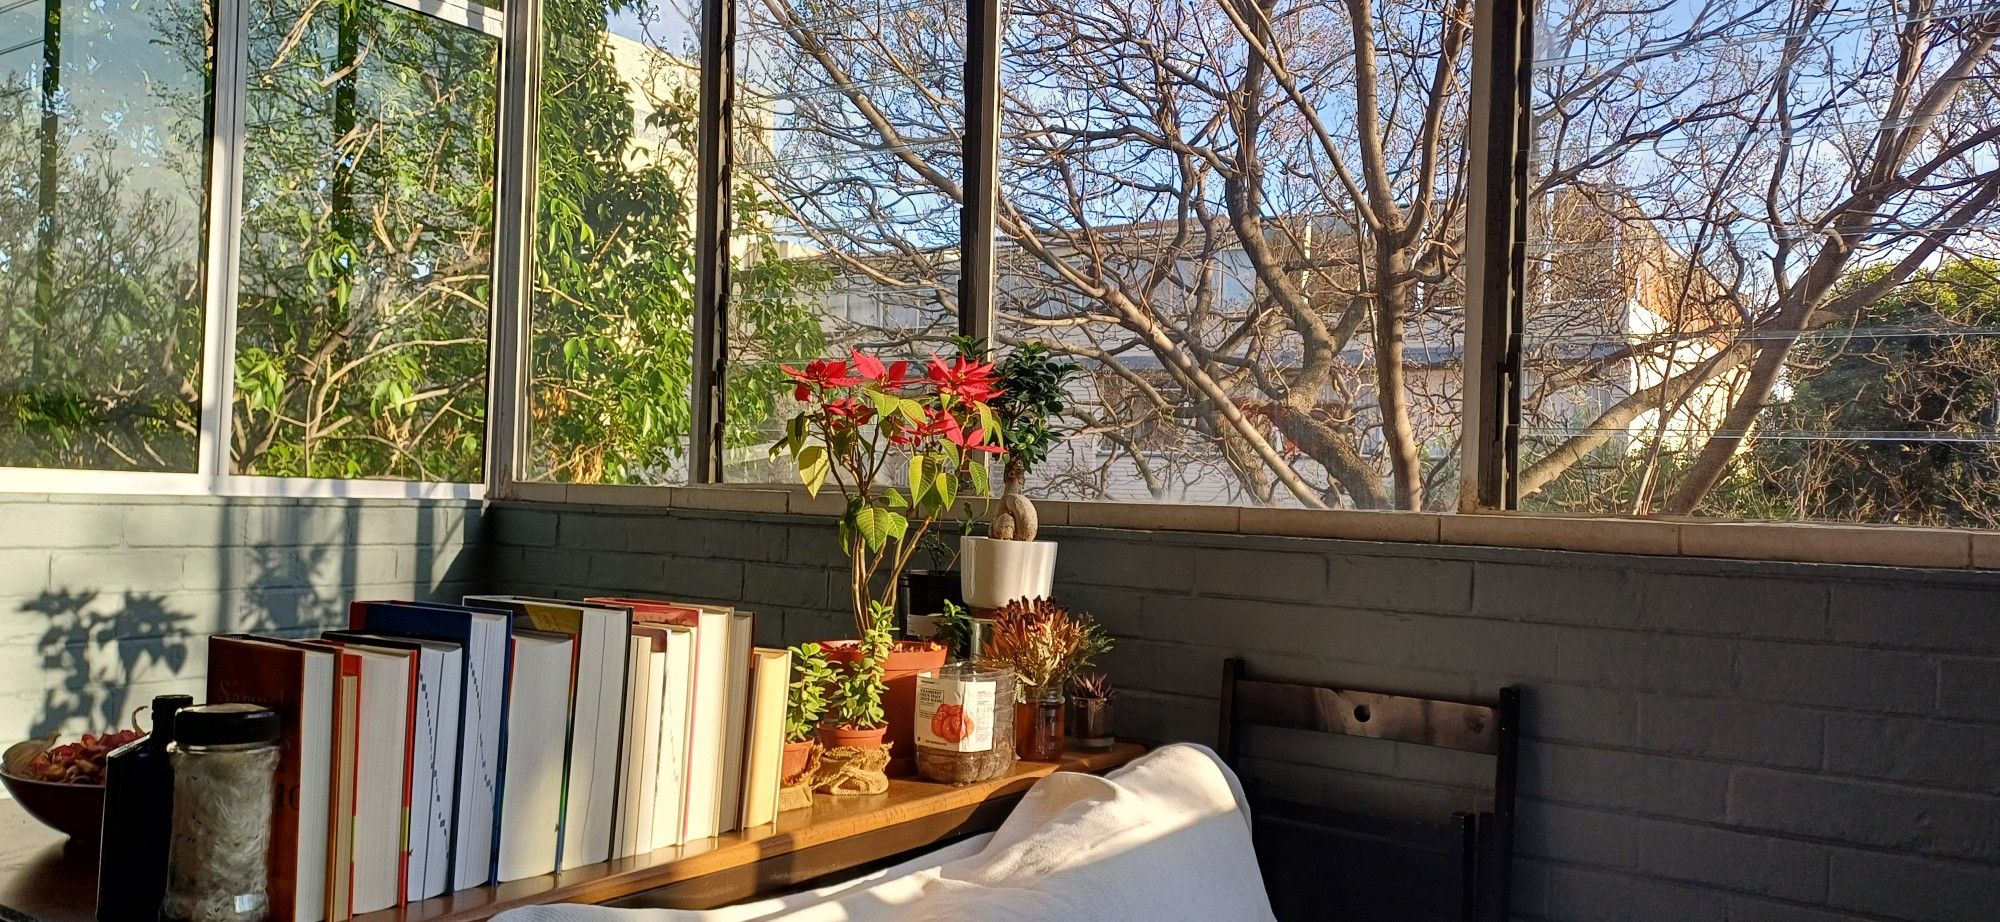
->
[1,739,106,844]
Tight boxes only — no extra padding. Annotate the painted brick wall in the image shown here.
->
[488,500,2000,922]
[0,495,485,754]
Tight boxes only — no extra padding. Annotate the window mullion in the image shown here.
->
[485,0,541,498]
[690,0,737,485]
[197,0,251,490]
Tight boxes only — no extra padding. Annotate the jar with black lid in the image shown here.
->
[161,703,280,922]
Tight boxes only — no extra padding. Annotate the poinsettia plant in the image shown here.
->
[773,348,1005,677]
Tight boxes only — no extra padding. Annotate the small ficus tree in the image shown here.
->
[773,349,1005,728]
[986,342,1079,542]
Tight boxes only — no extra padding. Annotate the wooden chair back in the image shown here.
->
[1219,658,1520,922]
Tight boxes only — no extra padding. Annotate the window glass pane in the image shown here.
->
[1522,0,2000,525]
[724,0,963,483]
[526,0,705,485]
[994,0,1467,510]
[231,0,498,481]
[0,0,211,471]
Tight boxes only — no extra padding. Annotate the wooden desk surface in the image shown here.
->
[0,744,1143,922]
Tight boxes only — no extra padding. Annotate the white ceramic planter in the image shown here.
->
[959,536,1058,608]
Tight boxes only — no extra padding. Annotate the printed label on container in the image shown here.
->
[916,673,995,753]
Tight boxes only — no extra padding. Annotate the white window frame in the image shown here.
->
[0,0,501,500]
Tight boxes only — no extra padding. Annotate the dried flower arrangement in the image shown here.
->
[976,598,1111,697]
[1070,671,1114,700]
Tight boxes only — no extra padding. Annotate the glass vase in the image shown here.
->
[1067,696,1114,751]
[1016,692,1066,761]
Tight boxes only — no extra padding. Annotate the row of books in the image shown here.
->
[206,595,795,922]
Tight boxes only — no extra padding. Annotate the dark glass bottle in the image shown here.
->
[97,693,194,922]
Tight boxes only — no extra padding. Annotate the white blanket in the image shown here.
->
[500,743,1274,922]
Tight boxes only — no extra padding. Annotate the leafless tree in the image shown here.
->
[742,0,2000,518]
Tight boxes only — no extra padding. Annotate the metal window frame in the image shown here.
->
[9,0,1532,511]
[1460,0,1534,512]
[494,0,1534,510]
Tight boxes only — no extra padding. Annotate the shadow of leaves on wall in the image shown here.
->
[25,589,194,736]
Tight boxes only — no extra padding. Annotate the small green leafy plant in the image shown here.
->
[826,603,896,730]
[987,342,1079,541]
[786,642,835,743]
[932,599,979,659]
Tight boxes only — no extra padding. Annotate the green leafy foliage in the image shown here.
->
[825,603,895,730]
[991,342,1080,483]
[527,0,827,484]
[931,600,978,660]
[785,642,835,743]
[1731,260,2000,527]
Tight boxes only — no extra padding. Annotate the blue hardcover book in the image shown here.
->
[349,600,513,890]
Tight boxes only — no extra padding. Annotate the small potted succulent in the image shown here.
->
[977,597,1111,760]
[1068,672,1115,752]
[961,342,1079,610]
[773,349,1004,784]
[783,642,833,788]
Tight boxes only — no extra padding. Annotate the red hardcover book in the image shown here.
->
[207,635,338,922]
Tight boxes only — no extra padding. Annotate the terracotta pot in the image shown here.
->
[821,639,949,777]
[816,723,888,750]
[960,536,1057,608]
[781,739,815,785]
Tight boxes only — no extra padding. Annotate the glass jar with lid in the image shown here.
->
[162,703,281,922]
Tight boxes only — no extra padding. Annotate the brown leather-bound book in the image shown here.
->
[208,635,338,922]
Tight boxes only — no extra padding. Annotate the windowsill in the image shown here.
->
[501,480,2000,572]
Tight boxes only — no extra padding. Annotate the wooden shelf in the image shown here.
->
[0,744,1144,922]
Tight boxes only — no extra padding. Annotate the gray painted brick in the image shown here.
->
[1633,817,1829,902]
[1517,801,1639,868]
[9,504,128,548]
[1521,685,1640,747]
[1049,584,1144,637]
[492,507,560,547]
[1144,596,1415,666]
[1725,895,1873,922]
[1639,572,1828,640]
[1730,767,2000,862]
[1938,658,2000,722]
[1116,690,1214,747]
[236,502,360,546]
[1639,694,1825,769]
[1547,865,1729,922]
[585,550,667,591]
[1520,742,1730,822]
[51,549,185,591]
[123,504,232,548]
[1735,642,1937,713]
[1053,538,1196,592]
[738,564,830,610]
[1831,583,2000,652]
[1824,715,2000,794]
[0,549,52,591]
[1512,858,1554,919]
[1096,639,1251,700]
[1825,848,2000,920]
[1558,629,1735,694]
[560,514,631,551]
[1194,548,1325,601]
[658,556,745,602]
[1474,561,1645,627]
[1410,615,1559,679]
[1327,554,1471,614]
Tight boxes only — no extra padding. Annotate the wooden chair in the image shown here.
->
[1219,658,1520,922]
